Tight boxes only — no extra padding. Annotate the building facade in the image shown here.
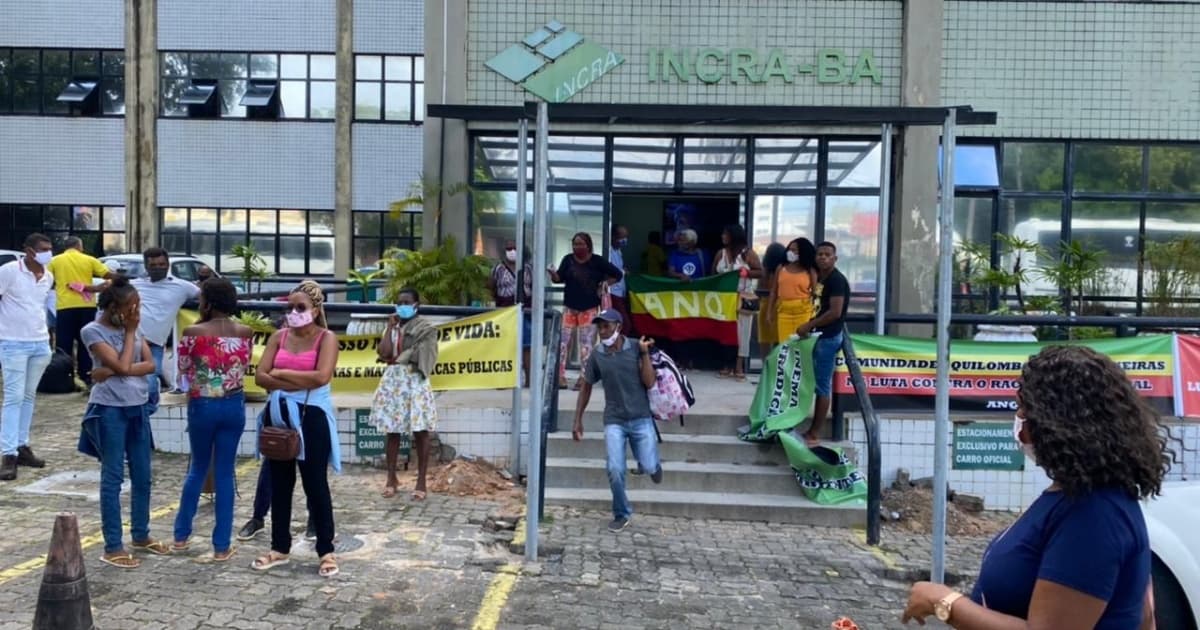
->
[426,0,1200,318]
[0,0,425,280]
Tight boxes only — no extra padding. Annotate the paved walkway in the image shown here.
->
[0,387,992,629]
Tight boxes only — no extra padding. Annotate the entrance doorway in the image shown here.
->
[611,194,741,278]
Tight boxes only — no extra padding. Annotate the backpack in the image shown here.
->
[38,349,77,394]
[647,348,694,422]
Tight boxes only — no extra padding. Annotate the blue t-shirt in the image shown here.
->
[668,249,707,280]
[972,487,1149,628]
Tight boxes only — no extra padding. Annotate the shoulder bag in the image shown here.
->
[258,329,325,461]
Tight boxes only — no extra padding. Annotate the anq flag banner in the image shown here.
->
[175,306,521,393]
[627,272,739,345]
[835,333,1176,414]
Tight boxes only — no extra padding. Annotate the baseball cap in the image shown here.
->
[591,309,623,325]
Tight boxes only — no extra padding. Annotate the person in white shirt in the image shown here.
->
[609,225,635,335]
[0,233,55,480]
[131,247,201,410]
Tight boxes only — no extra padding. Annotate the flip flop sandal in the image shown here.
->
[171,539,191,552]
[131,539,171,555]
[212,548,237,563]
[318,553,339,578]
[382,485,397,498]
[251,551,290,571]
[410,490,427,502]
[99,552,140,569]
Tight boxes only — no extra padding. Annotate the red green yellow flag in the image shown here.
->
[627,272,740,345]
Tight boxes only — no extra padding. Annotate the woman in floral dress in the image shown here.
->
[369,287,439,500]
[172,278,252,561]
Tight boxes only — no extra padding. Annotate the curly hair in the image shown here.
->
[200,277,238,318]
[290,279,328,328]
[1019,345,1170,500]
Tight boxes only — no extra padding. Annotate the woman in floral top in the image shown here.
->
[172,278,253,561]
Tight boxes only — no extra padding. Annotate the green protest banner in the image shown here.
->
[740,336,817,442]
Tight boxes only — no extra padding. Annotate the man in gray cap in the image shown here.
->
[572,309,663,532]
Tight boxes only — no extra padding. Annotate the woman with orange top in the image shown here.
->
[766,238,818,344]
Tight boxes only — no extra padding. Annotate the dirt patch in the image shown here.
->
[882,486,1015,537]
[424,458,524,512]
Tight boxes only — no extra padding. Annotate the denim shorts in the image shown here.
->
[812,331,844,397]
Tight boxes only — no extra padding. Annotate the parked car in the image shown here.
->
[100,253,217,283]
[0,249,24,266]
[1144,480,1200,629]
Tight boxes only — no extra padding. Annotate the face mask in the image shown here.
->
[600,329,620,347]
[287,309,314,328]
[33,251,52,266]
[505,249,517,262]
[148,268,168,282]
[616,238,628,249]
[786,251,799,263]
[396,304,417,320]
[1013,414,1036,462]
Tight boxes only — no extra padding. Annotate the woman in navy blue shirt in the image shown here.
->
[903,345,1166,628]
[547,232,622,390]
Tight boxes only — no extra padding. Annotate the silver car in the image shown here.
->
[99,253,217,283]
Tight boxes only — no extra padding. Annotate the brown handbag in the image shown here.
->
[258,329,324,461]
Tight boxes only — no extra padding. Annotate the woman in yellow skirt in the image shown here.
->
[766,238,818,343]
[756,243,788,356]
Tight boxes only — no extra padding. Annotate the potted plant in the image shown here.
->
[956,234,1051,342]
[379,236,494,306]
[228,243,271,295]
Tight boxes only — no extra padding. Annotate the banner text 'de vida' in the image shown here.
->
[630,290,739,322]
[176,306,520,393]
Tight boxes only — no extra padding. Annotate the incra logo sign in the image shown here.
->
[485,20,623,103]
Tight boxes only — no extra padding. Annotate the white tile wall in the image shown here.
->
[0,0,123,48]
[0,118,125,205]
[158,0,336,52]
[847,415,1200,511]
[354,0,423,54]
[351,125,424,212]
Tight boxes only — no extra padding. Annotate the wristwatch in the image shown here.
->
[935,592,964,623]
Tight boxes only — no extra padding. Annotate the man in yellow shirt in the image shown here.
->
[46,237,115,388]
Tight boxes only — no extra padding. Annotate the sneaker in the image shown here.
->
[650,466,663,484]
[237,518,265,541]
[305,521,317,541]
[607,516,630,532]
[0,455,17,481]
[16,445,45,468]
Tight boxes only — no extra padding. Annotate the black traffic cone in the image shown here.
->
[33,512,95,630]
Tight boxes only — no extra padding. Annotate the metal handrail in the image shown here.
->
[536,311,564,520]
[839,330,882,546]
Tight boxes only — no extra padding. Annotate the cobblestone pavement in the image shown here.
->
[0,388,992,630]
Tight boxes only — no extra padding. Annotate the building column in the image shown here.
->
[890,0,944,336]
[334,0,354,279]
[424,0,471,254]
[125,0,157,251]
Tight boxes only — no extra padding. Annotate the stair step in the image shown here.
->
[544,458,798,494]
[579,412,748,436]
[543,487,865,527]
[548,431,789,466]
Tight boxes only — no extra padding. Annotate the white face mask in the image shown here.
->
[600,329,620,347]
[786,251,799,263]
[33,251,52,266]
[505,249,517,262]
[1013,414,1036,462]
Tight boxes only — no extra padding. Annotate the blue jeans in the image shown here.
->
[96,404,153,553]
[813,332,844,398]
[0,340,52,456]
[604,418,661,520]
[174,393,246,552]
[145,342,164,416]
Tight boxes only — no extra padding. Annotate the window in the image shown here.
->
[160,207,337,275]
[354,54,424,122]
[353,211,422,268]
[161,51,335,119]
[0,204,126,254]
[0,48,124,116]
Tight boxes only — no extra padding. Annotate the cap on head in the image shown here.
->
[591,309,623,325]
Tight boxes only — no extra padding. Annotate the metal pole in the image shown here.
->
[932,108,957,585]
[874,124,893,335]
[525,102,549,563]
[510,118,528,479]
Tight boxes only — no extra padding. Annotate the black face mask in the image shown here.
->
[148,268,168,282]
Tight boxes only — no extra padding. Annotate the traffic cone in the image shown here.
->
[33,513,95,630]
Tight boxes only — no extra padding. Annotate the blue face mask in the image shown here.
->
[396,304,417,319]
[617,238,628,248]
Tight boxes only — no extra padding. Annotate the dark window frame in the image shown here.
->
[158,50,336,121]
[352,210,423,269]
[0,203,128,255]
[158,206,338,275]
[352,53,425,124]
[0,47,125,117]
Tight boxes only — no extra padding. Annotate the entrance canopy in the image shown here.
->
[428,103,997,127]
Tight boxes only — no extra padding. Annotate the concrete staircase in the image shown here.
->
[543,411,866,526]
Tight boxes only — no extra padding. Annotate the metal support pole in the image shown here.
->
[932,108,957,585]
[874,123,893,335]
[525,102,550,563]
[510,118,528,479]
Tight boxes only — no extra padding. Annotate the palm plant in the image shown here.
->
[378,236,493,306]
[228,243,270,294]
[347,268,385,304]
